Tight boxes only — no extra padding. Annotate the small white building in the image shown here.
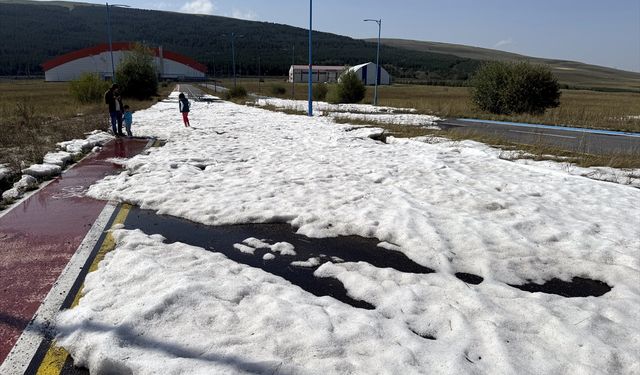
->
[347,62,391,85]
[289,65,346,83]
[42,43,207,82]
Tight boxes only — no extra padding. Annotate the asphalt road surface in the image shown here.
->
[437,118,640,155]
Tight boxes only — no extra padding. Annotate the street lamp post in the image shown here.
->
[364,18,382,106]
[231,32,237,88]
[212,55,217,92]
[308,0,313,116]
[292,44,295,99]
[105,3,130,82]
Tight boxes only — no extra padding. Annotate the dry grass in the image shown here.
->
[0,80,173,173]
[367,85,640,133]
[217,78,310,101]
[225,78,640,133]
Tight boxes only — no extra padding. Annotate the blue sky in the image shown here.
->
[45,0,640,72]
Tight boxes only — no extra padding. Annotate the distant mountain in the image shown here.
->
[0,0,477,82]
[368,39,640,91]
[2,0,636,91]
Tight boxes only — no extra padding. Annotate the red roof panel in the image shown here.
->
[41,43,207,73]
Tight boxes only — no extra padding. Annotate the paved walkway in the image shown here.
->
[0,138,149,373]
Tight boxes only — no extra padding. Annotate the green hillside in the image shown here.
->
[369,39,640,91]
[0,0,477,81]
[2,0,636,91]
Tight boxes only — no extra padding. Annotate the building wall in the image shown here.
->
[44,51,205,81]
[288,66,346,83]
[353,63,391,85]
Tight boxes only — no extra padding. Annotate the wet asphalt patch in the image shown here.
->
[124,207,433,310]
[122,207,611,308]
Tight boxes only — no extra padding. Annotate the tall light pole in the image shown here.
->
[105,3,129,82]
[308,0,313,116]
[231,32,237,88]
[364,18,382,106]
[292,44,295,99]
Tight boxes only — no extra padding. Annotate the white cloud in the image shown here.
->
[493,37,514,49]
[231,8,258,21]
[180,0,216,15]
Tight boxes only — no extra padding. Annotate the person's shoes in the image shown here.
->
[118,133,126,136]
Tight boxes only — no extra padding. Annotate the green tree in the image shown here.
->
[471,61,561,115]
[224,85,248,101]
[312,83,328,101]
[69,73,110,103]
[328,70,366,104]
[115,43,158,100]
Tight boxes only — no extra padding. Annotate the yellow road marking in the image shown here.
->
[35,346,68,375]
[35,204,131,375]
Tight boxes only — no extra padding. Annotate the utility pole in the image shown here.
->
[106,3,130,82]
[231,32,237,88]
[364,18,382,106]
[308,0,313,116]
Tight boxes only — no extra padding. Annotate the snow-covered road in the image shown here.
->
[56,93,640,374]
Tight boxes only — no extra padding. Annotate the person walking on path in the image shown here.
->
[123,105,133,137]
[179,93,191,127]
[105,84,125,136]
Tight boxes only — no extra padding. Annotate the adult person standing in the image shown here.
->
[104,84,125,136]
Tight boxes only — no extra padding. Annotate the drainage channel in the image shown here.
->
[123,207,436,310]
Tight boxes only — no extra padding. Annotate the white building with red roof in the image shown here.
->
[42,43,207,82]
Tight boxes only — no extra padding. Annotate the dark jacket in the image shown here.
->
[179,97,190,113]
[105,90,123,113]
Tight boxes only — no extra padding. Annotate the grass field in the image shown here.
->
[0,80,172,173]
[220,77,640,133]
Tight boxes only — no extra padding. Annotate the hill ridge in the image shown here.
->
[367,38,640,90]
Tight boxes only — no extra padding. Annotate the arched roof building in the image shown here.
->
[347,62,391,85]
[42,43,207,82]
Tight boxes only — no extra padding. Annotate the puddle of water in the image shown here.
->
[455,272,484,285]
[509,277,612,298]
[124,208,433,309]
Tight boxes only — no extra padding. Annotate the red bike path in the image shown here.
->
[0,138,149,368]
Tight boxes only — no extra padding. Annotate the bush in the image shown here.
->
[69,73,110,103]
[224,85,248,100]
[115,43,158,100]
[312,83,328,101]
[471,61,561,115]
[328,70,366,104]
[270,84,287,96]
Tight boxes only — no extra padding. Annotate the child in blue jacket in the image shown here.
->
[123,105,133,137]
